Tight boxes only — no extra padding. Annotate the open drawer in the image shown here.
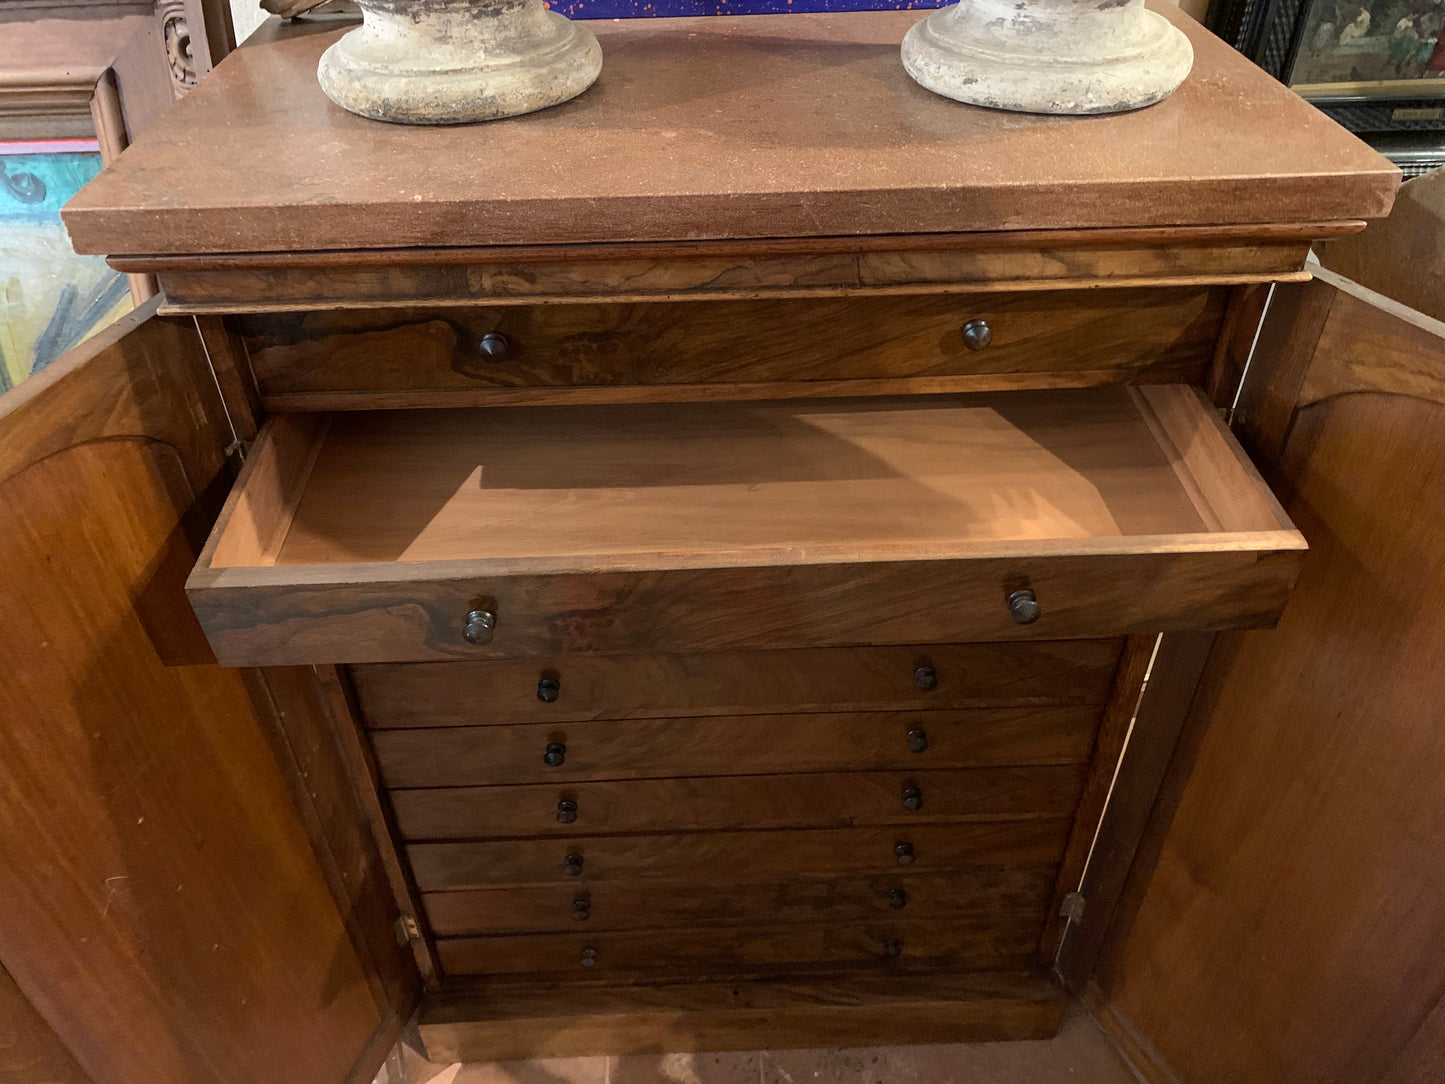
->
[187,386,1305,666]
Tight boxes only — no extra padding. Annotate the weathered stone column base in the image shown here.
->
[902,0,1194,116]
[318,0,602,125]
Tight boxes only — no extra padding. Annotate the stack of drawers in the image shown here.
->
[350,641,1122,980]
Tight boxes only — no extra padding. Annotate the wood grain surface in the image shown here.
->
[0,303,393,1084]
[0,962,91,1084]
[1096,268,1445,1082]
[418,971,1063,1060]
[61,7,1396,257]
[435,919,1041,976]
[421,867,1058,936]
[369,707,1101,788]
[239,287,1226,408]
[187,389,1304,665]
[388,766,1089,838]
[407,820,1072,889]
[350,640,1122,727]
[145,232,1321,313]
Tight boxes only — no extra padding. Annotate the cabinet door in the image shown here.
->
[0,303,412,1084]
[1090,261,1445,1083]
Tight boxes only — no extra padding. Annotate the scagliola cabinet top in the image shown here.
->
[63,5,1398,291]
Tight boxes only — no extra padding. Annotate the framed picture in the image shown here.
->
[1208,0,1445,176]
[0,140,132,392]
[1290,0,1445,94]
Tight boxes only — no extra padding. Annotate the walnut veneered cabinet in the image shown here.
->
[0,7,1400,1084]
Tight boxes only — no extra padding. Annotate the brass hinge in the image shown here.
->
[1060,891,1086,925]
[394,914,421,946]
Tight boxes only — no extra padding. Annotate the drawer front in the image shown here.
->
[189,388,1303,667]
[242,288,1225,408]
[371,707,1100,789]
[434,918,1042,977]
[352,640,1121,727]
[423,867,1057,936]
[192,549,1301,666]
[407,820,1072,890]
[390,766,1089,840]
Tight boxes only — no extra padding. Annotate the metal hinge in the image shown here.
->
[394,914,421,946]
[1060,891,1086,925]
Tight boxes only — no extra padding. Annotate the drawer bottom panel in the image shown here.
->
[423,867,1059,936]
[436,918,1042,977]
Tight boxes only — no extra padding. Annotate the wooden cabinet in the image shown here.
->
[0,6,1405,1084]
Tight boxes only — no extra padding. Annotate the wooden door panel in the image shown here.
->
[0,305,403,1084]
[1094,267,1445,1083]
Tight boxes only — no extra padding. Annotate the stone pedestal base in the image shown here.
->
[318,0,601,125]
[902,0,1193,116]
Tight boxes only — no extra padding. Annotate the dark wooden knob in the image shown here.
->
[479,331,511,360]
[544,742,567,767]
[882,937,904,958]
[1007,588,1041,625]
[571,898,590,921]
[961,319,992,351]
[894,841,915,866]
[580,947,597,967]
[463,608,496,644]
[914,665,938,692]
[556,798,578,824]
[906,728,929,754]
[902,785,923,812]
[537,676,561,703]
[563,853,584,876]
[888,887,908,910]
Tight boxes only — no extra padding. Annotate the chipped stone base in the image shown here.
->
[902,0,1194,115]
[318,0,601,125]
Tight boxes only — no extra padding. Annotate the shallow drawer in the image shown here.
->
[187,386,1304,666]
[239,288,1226,409]
[434,918,1041,977]
[407,820,1071,890]
[371,707,1100,789]
[351,640,1121,727]
[423,867,1057,936]
[389,765,1088,840]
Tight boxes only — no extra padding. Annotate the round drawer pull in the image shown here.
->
[906,728,929,754]
[580,947,597,967]
[961,318,992,351]
[1006,587,1042,625]
[463,608,497,645]
[914,665,938,692]
[563,853,584,876]
[888,887,908,910]
[556,798,578,824]
[571,898,590,922]
[901,785,923,812]
[479,331,511,360]
[894,841,915,866]
[543,742,567,767]
[537,676,561,703]
[882,937,904,958]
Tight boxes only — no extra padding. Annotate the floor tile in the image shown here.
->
[760,1046,919,1084]
[611,1050,762,1084]
[448,1055,609,1084]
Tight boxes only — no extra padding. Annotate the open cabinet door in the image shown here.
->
[1079,242,1445,1082]
[0,301,415,1084]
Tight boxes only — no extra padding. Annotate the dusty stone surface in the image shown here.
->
[902,0,1194,115]
[318,0,601,125]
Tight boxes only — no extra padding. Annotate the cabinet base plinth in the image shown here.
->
[417,970,1063,1061]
